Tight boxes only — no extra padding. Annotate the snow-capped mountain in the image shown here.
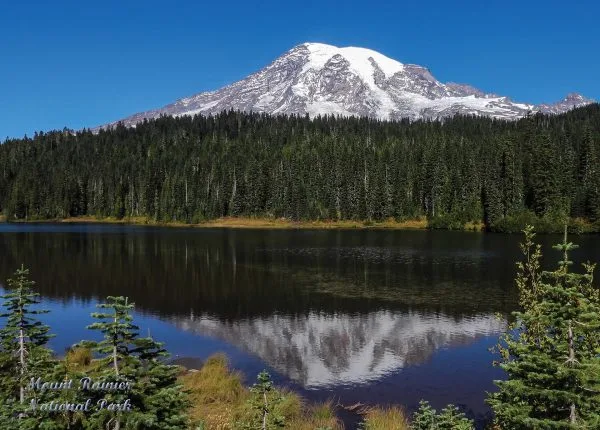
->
[535,92,596,115]
[169,310,506,388]
[98,43,595,129]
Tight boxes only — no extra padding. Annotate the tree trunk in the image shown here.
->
[568,321,576,425]
[19,326,25,404]
[262,392,268,430]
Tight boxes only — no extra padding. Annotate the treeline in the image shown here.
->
[1,105,600,231]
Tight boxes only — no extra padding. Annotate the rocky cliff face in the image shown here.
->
[97,43,595,130]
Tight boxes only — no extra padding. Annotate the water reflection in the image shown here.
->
[0,225,526,319]
[1,224,595,423]
[170,310,506,388]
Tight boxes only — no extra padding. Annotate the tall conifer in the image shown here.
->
[0,265,54,428]
[488,226,600,428]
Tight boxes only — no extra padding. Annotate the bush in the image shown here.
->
[490,210,538,233]
[428,212,467,230]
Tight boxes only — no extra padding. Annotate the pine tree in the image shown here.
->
[0,265,55,429]
[411,400,437,429]
[128,336,190,429]
[237,371,285,430]
[488,226,600,428]
[411,400,474,429]
[81,296,189,430]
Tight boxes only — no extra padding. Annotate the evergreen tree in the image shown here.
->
[411,400,474,429]
[0,105,599,231]
[488,226,600,428]
[81,296,189,430]
[237,371,285,430]
[0,265,55,429]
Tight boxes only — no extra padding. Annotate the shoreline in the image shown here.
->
[2,215,447,231]
[3,215,596,234]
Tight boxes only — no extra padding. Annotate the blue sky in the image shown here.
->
[1,0,598,139]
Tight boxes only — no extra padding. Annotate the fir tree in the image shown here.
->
[411,400,474,429]
[237,370,285,430]
[0,265,55,429]
[488,226,600,428]
[81,296,189,430]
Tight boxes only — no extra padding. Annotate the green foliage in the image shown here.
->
[488,225,600,428]
[411,400,437,429]
[236,370,285,429]
[78,296,189,430]
[411,400,474,429]
[436,405,474,429]
[0,106,599,228]
[0,265,55,429]
[0,286,190,429]
[428,210,477,230]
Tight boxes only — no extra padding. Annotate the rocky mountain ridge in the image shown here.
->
[97,43,595,130]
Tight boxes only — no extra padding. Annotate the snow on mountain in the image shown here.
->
[535,92,596,115]
[169,310,506,388]
[96,43,595,130]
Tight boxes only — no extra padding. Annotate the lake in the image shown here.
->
[1,224,597,428]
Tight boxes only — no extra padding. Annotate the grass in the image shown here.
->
[54,349,417,429]
[180,354,247,429]
[4,213,600,234]
[180,353,343,429]
[286,400,344,430]
[1,213,497,232]
[359,406,411,430]
[65,346,92,367]
[54,215,430,230]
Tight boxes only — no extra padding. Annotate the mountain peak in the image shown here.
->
[95,44,596,130]
[564,92,593,102]
[298,42,405,79]
[536,92,596,114]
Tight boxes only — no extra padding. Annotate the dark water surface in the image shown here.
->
[1,224,598,427]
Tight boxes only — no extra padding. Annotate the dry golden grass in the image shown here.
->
[203,216,429,230]
[286,400,344,430]
[60,215,150,224]
[180,354,343,429]
[65,346,92,367]
[58,215,430,231]
[18,214,492,233]
[360,405,411,430]
[180,354,247,429]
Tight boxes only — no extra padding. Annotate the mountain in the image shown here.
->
[535,92,596,115]
[97,43,595,129]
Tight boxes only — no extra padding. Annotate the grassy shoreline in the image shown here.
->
[3,214,598,233]
[177,353,415,429]
[1,215,486,231]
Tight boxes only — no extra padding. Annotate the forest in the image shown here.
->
[1,104,599,232]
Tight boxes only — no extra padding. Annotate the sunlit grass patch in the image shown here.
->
[360,405,410,430]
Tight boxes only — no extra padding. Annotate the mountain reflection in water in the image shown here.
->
[170,310,506,388]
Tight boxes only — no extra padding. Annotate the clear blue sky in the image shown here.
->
[1,0,598,139]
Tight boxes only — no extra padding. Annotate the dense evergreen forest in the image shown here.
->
[1,104,599,231]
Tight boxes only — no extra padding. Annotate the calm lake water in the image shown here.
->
[1,224,598,428]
